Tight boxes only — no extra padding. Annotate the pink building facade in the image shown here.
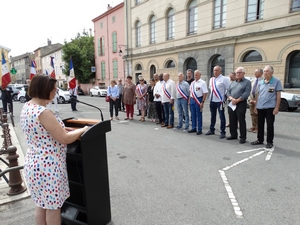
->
[92,3,125,87]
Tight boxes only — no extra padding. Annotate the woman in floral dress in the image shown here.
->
[135,76,148,122]
[122,75,136,120]
[20,75,89,225]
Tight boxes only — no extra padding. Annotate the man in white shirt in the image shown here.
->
[206,65,230,139]
[161,73,176,129]
[154,73,165,125]
[188,70,208,135]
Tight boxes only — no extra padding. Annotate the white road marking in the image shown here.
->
[237,147,265,154]
[265,146,275,161]
[219,150,268,219]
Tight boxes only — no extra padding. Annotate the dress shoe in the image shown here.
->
[265,142,273,148]
[219,134,226,139]
[239,139,246,144]
[251,140,264,145]
[196,131,202,135]
[205,130,215,135]
[167,125,173,129]
[161,124,168,127]
[188,129,196,133]
[226,136,237,140]
[248,127,255,132]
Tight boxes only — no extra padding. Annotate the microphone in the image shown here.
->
[70,97,104,121]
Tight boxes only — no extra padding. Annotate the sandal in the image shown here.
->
[124,118,129,120]
[141,117,145,122]
[115,116,119,120]
[251,140,264,145]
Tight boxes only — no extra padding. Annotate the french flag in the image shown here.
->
[1,52,11,89]
[69,59,76,89]
[30,60,36,80]
[49,56,56,79]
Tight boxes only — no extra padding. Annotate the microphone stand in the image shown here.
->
[70,97,104,121]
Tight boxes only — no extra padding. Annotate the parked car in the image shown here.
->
[89,86,107,97]
[279,91,300,111]
[18,87,71,104]
[8,84,25,101]
[77,86,84,95]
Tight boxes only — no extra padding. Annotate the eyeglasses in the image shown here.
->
[140,80,144,81]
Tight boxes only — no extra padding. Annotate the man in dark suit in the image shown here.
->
[1,86,13,115]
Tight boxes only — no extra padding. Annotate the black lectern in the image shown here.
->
[61,118,111,225]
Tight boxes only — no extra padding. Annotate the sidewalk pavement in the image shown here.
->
[0,124,30,206]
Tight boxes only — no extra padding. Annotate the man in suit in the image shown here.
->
[1,86,13,115]
[248,69,263,133]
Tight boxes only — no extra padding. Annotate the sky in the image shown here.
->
[1,0,123,57]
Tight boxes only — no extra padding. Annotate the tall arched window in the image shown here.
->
[136,21,141,47]
[166,60,175,68]
[286,51,300,88]
[211,55,225,76]
[242,50,262,62]
[185,58,197,76]
[150,16,156,44]
[136,64,142,71]
[167,8,175,40]
[188,0,198,35]
[150,65,156,78]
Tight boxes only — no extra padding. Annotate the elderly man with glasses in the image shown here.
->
[226,67,251,144]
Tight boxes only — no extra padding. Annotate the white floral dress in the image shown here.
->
[20,102,69,209]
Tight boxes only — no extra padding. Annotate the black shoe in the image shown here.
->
[219,134,226,139]
[226,136,237,140]
[196,131,202,135]
[205,130,215,135]
[265,142,273,148]
[188,129,196,133]
[251,140,264,145]
[239,139,246,144]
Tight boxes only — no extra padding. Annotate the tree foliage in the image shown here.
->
[62,30,95,84]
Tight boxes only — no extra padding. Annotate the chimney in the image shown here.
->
[47,39,51,46]
[107,4,112,10]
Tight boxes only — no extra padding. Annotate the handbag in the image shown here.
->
[106,87,110,102]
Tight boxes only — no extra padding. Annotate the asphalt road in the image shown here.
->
[1,96,299,225]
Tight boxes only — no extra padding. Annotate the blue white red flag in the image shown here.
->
[69,59,76,89]
[49,56,56,79]
[30,60,36,80]
[1,53,11,90]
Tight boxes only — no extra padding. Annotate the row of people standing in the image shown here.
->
[153,65,280,149]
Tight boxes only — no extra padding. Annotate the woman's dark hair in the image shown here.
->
[29,75,57,100]
[126,75,132,80]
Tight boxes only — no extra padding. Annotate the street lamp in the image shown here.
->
[118,45,127,57]
[118,45,128,79]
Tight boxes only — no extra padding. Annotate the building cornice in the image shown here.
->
[128,24,300,59]
[92,2,124,22]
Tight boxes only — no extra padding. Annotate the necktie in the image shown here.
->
[252,79,258,97]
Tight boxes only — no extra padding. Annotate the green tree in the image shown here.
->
[62,30,95,83]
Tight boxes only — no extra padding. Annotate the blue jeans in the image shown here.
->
[209,101,226,134]
[190,97,203,131]
[163,102,174,126]
[176,98,189,129]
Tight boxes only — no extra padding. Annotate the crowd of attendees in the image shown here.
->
[107,65,282,149]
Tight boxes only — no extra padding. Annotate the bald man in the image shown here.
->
[206,65,230,139]
[188,70,208,135]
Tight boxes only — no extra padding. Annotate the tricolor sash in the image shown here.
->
[211,77,223,102]
[190,81,201,106]
[177,83,188,100]
[163,83,171,99]
[137,85,146,100]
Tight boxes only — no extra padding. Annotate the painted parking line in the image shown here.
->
[219,146,275,219]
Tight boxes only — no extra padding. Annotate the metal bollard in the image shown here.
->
[6,146,27,196]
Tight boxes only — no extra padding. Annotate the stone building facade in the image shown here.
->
[124,0,300,91]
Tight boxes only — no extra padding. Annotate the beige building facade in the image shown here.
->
[125,0,300,90]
